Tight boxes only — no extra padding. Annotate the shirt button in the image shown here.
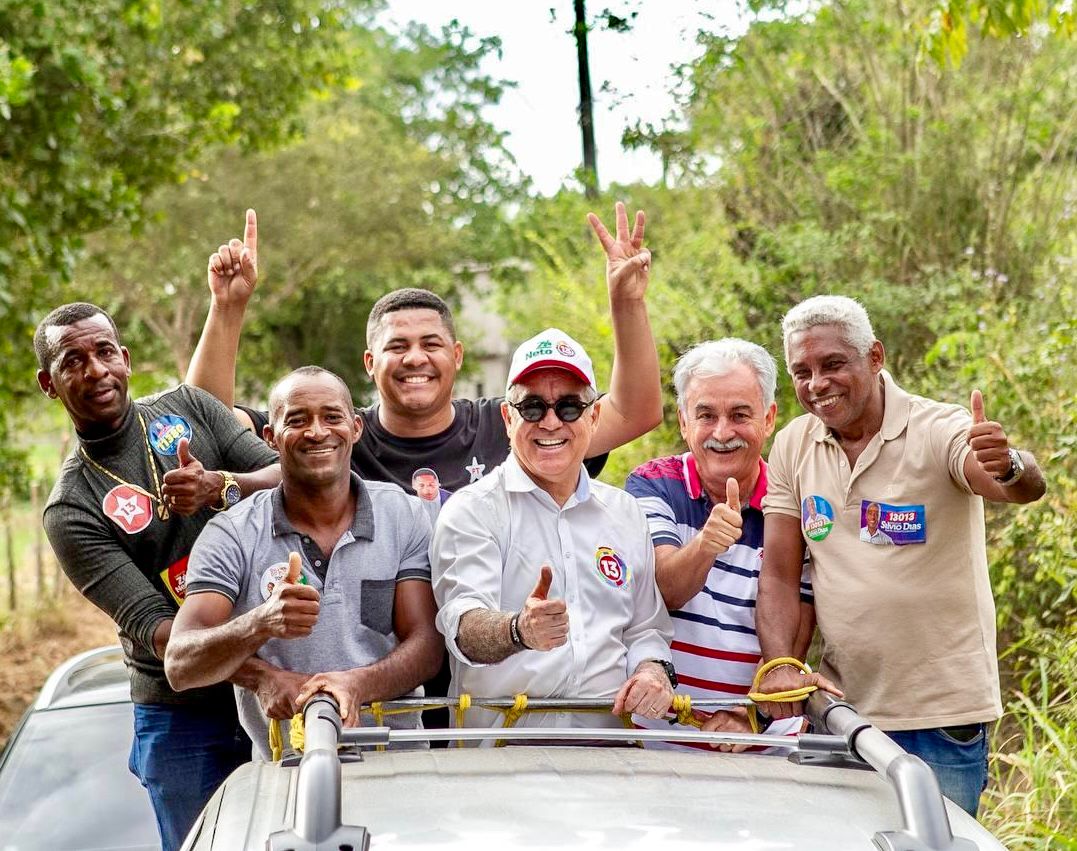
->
[314,560,322,567]
[302,536,311,543]
[564,552,572,560]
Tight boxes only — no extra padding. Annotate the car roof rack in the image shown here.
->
[33,645,127,710]
[268,692,977,851]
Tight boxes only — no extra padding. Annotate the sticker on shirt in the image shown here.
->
[159,555,188,605]
[801,495,835,542]
[860,500,926,546]
[595,546,631,588]
[147,414,193,456]
[102,484,153,535]
[411,467,451,505]
[465,456,486,483]
[260,560,309,600]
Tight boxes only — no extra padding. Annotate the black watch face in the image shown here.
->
[224,483,243,507]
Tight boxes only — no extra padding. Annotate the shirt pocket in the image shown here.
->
[360,578,396,635]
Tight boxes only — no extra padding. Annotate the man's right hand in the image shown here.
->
[253,667,310,720]
[516,565,569,651]
[754,664,843,720]
[696,478,744,557]
[207,208,258,310]
[259,552,319,639]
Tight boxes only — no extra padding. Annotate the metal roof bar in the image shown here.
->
[806,692,977,851]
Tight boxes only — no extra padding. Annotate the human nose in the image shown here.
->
[401,345,427,367]
[710,415,735,441]
[304,417,329,439]
[538,403,562,429]
[807,370,828,396]
[84,354,109,380]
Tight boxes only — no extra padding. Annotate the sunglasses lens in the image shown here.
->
[553,400,585,422]
[517,400,548,422]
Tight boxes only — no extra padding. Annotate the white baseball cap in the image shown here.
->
[506,328,597,392]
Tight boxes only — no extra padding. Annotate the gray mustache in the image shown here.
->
[703,438,748,452]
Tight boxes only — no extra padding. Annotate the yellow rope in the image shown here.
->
[671,693,703,729]
[455,693,471,748]
[746,657,816,733]
[269,718,284,762]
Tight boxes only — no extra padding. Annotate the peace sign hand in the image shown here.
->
[587,201,651,302]
[207,208,258,310]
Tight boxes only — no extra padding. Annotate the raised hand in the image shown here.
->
[967,390,1013,478]
[207,208,258,310]
[516,564,569,651]
[697,478,744,557]
[587,200,651,302]
[161,437,221,515]
[259,552,320,639]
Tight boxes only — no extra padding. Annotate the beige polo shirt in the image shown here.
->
[764,370,1002,730]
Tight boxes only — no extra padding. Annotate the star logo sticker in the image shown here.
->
[465,456,486,483]
[103,485,152,534]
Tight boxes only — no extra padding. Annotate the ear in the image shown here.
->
[453,340,464,370]
[763,402,777,438]
[677,407,688,443]
[351,414,363,446]
[263,423,277,450]
[37,368,56,398]
[869,340,885,374]
[121,346,131,375]
[363,349,375,378]
[500,401,511,432]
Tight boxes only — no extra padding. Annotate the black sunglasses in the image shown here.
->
[508,395,594,423]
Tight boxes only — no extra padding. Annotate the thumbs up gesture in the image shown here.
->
[966,390,1014,478]
[697,477,745,558]
[516,564,569,651]
[161,437,220,515]
[207,208,258,310]
[261,551,320,640]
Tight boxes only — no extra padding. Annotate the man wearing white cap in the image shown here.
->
[431,329,675,732]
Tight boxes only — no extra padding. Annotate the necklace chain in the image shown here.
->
[80,409,170,521]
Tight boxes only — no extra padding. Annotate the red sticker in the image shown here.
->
[102,485,152,534]
[595,545,631,588]
[159,556,188,605]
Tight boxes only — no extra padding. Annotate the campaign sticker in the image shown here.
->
[860,500,926,546]
[801,495,835,542]
[159,556,188,605]
[595,546,631,588]
[148,414,193,456]
[260,561,308,600]
[556,341,576,357]
[102,484,152,535]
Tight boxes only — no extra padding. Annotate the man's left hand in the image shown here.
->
[295,670,365,726]
[966,390,1013,478]
[587,201,651,302]
[612,661,674,719]
[161,438,224,515]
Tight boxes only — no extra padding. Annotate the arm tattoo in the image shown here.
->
[457,609,521,664]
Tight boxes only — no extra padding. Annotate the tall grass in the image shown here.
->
[984,628,1077,846]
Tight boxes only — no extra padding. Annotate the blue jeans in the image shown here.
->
[129,703,252,851]
[887,724,989,818]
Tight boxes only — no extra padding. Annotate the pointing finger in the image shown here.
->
[286,551,302,584]
[725,478,741,512]
[244,208,257,257]
[970,390,986,425]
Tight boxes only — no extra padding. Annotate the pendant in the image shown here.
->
[157,502,170,521]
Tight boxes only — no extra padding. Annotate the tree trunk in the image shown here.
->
[574,0,599,197]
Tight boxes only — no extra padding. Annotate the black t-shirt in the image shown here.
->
[241,397,608,496]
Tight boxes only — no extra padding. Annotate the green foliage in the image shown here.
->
[927,1,1075,67]
[77,19,520,401]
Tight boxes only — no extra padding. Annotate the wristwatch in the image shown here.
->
[649,659,678,689]
[995,448,1025,487]
[215,472,243,510]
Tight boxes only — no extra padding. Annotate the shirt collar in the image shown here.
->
[809,369,910,444]
[271,471,374,540]
[504,452,591,503]
[682,452,767,510]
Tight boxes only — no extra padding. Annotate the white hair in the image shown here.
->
[781,295,876,366]
[673,338,777,410]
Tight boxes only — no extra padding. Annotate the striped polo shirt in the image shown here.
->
[626,454,812,746]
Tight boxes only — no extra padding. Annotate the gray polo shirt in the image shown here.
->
[186,473,432,758]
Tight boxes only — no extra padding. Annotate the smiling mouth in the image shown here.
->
[301,446,339,456]
[812,395,841,410]
[399,375,434,385]
[534,438,567,448]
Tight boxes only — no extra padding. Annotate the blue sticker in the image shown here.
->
[148,414,193,456]
[802,495,835,542]
[859,500,926,546]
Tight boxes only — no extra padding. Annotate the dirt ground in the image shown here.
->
[0,594,118,746]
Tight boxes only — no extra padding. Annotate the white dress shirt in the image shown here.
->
[432,454,673,730]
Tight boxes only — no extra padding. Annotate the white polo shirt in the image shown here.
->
[431,454,673,730]
[763,371,1002,730]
